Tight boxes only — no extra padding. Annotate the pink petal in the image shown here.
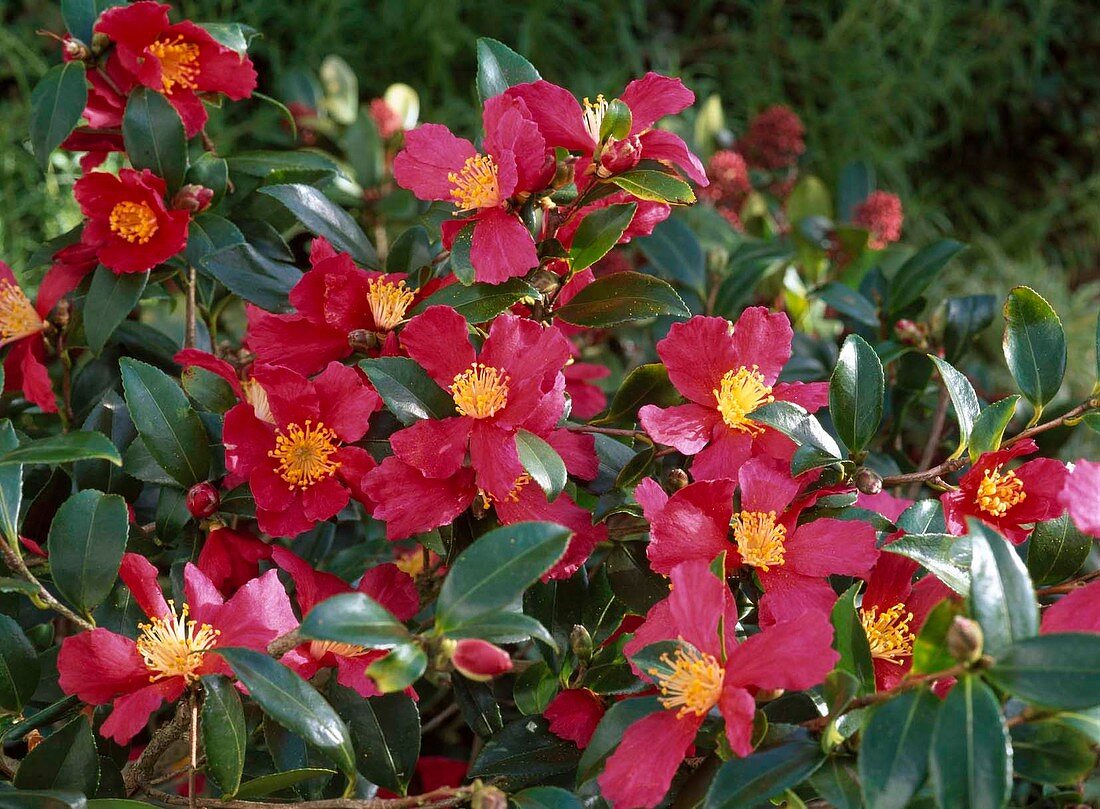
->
[598,709,699,809]
[503,81,593,152]
[400,306,476,389]
[300,475,350,523]
[496,486,606,580]
[222,403,276,478]
[335,445,378,507]
[391,417,471,479]
[211,568,299,650]
[667,559,733,658]
[620,73,695,133]
[270,546,350,614]
[358,563,420,621]
[470,207,539,284]
[862,553,918,613]
[1011,458,1069,524]
[544,688,605,748]
[183,562,225,624]
[245,308,350,377]
[784,518,879,578]
[249,364,320,429]
[719,684,757,757]
[639,403,718,455]
[857,490,913,524]
[729,307,793,386]
[175,348,244,399]
[634,477,669,520]
[757,570,838,626]
[120,553,169,619]
[638,129,707,185]
[548,429,598,480]
[726,612,838,691]
[1062,460,1100,536]
[647,480,734,576]
[334,653,384,697]
[1041,580,1100,634]
[101,679,185,745]
[469,420,525,501]
[393,124,476,201]
[691,428,754,481]
[773,380,829,412]
[483,95,547,193]
[738,456,801,515]
[58,629,149,704]
[363,457,476,540]
[655,316,744,406]
[313,361,380,442]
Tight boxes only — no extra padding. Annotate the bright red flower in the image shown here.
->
[544,688,605,748]
[60,50,131,170]
[639,457,879,624]
[38,242,99,320]
[222,362,381,537]
[1041,580,1100,634]
[57,553,296,744]
[195,527,271,593]
[1061,460,1100,536]
[555,192,672,250]
[74,169,192,274]
[563,358,609,420]
[738,105,805,171]
[0,263,54,413]
[941,439,1068,544]
[854,191,904,249]
[451,639,513,681]
[394,95,550,283]
[95,1,257,137]
[638,310,829,480]
[272,547,418,698]
[599,560,837,809]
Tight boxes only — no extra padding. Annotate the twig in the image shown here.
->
[1036,568,1100,598]
[907,386,950,499]
[420,702,459,736]
[140,784,474,809]
[185,267,197,349]
[566,424,647,439]
[0,539,93,631]
[189,693,199,809]
[1005,399,1097,447]
[125,700,191,795]
[267,629,301,658]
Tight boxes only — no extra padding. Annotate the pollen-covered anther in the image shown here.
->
[268,420,342,489]
[975,464,1026,517]
[136,601,220,684]
[582,94,609,142]
[650,645,724,718]
[148,35,201,94]
[860,603,915,664]
[732,510,787,571]
[309,640,369,659]
[450,363,510,419]
[448,154,501,211]
[714,365,774,433]
[0,281,46,346]
[367,278,416,331]
[109,201,160,244]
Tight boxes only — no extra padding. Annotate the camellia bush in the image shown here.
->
[2,3,1099,808]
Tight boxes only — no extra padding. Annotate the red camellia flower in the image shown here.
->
[854,190,904,249]
[701,149,752,230]
[941,439,1068,544]
[1060,460,1100,536]
[222,362,381,537]
[95,1,257,137]
[1041,580,1100,634]
[598,560,838,809]
[195,527,272,594]
[0,263,54,413]
[450,639,513,681]
[74,169,193,273]
[638,310,829,481]
[544,688,605,748]
[639,458,878,624]
[57,554,296,744]
[738,105,805,170]
[394,95,550,283]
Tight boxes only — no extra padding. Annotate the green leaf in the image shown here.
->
[928,355,980,458]
[122,88,187,192]
[637,216,705,292]
[786,175,833,223]
[598,363,679,425]
[1027,513,1091,586]
[452,674,503,737]
[830,584,875,695]
[837,160,874,221]
[181,366,238,414]
[858,689,940,809]
[216,647,355,779]
[14,717,99,795]
[120,358,211,487]
[513,787,582,809]
[385,226,432,275]
[750,401,844,468]
[233,769,336,799]
[298,592,410,649]
[986,634,1100,709]
[886,240,965,316]
[943,295,997,363]
[830,334,884,454]
[569,203,636,272]
[199,243,299,311]
[61,0,110,43]
[83,268,148,355]
[365,642,427,694]
[200,675,246,796]
[576,696,663,783]
[608,170,695,204]
[0,792,87,809]
[412,278,536,323]
[29,62,87,171]
[599,99,632,142]
[475,38,540,103]
[929,677,1011,809]
[885,533,971,596]
[0,420,23,543]
[0,433,121,468]
[968,527,1038,658]
[359,357,455,425]
[1002,286,1067,412]
[515,430,567,503]
[968,396,1019,461]
[436,522,570,632]
[809,757,862,809]
[813,282,879,327]
[704,741,826,809]
[448,222,476,285]
[330,687,419,795]
[441,611,555,648]
[555,272,689,328]
[1010,719,1097,785]
[259,184,379,268]
[0,614,40,713]
[48,489,128,615]
[513,661,559,715]
[469,718,580,791]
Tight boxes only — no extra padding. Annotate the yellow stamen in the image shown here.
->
[975,465,1026,517]
[109,201,159,244]
[450,363,509,419]
[448,155,501,211]
[242,379,274,424]
[0,281,46,347]
[309,640,369,659]
[396,552,426,578]
[148,35,201,94]
[860,603,914,664]
[582,94,608,142]
[136,601,220,684]
[732,510,787,571]
[714,366,774,434]
[476,472,532,509]
[268,420,341,490]
[367,278,415,331]
[650,644,724,719]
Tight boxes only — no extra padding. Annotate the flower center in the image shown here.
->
[242,379,274,424]
[268,420,341,489]
[367,278,415,331]
[448,155,501,211]
[109,201,160,244]
[450,363,510,419]
[396,551,426,578]
[148,35,201,94]
[732,510,787,571]
[714,366,774,433]
[136,601,220,684]
[476,472,532,509]
[975,464,1026,517]
[0,281,46,347]
[650,645,724,719]
[309,640,369,659]
[860,603,914,664]
[582,94,608,142]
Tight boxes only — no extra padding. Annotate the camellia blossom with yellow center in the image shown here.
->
[0,262,56,413]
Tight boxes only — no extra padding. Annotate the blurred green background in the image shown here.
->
[2,0,1098,400]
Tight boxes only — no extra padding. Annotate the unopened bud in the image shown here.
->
[347,329,379,353]
[451,639,513,682]
[570,624,593,663]
[854,468,883,495]
[63,38,90,61]
[946,616,983,664]
[755,688,784,703]
[471,784,507,809]
[170,184,213,213]
[90,32,110,54]
[894,318,927,348]
[185,482,220,518]
[529,267,562,298]
[551,158,576,191]
[596,134,642,178]
[666,469,689,491]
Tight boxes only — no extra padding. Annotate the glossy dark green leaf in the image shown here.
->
[751,401,843,467]
[14,717,98,795]
[475,38,540,103]
[637,215,705,292]
[1010,719,1096,785]
[48,489,128,615]
[968,527,1038,658]
[555,272,689,327]
[929,355,980,457]
[1026,513,1091,586]
[451,674,503,738]
[513,661,559,715]
[186,152,229,203]
[569,203,636,272]
[448,222,476,285]
[120,358,211,487]
[440,611,555,648]
[232,769,336,799]
[814,282,879,327]
[830,334,884,454]
[29,62,87,171]
[181,366,237,414]
[896,500,946,535]
[184,213,244,269]
[200,675,246,796]
[468,717,580,791]
[598,363,679,425]
[704,740,826,809]
[885,533,971,596]
[0,614,39,713]
[986,634,1100,709]
[614,444,654,488]
[837,160,874,221]
[359,357,455,425]
[886,239,965,316]
[298,592,410,649]
[385,226,432,275]
[605,540,669,614]
[84,268,148,355]
[968,396,1019,462]
[576,696,663,783]
[831,584,874,695]
[199,242,299,311]
[929,677,1011,809]
[330,686,419,795]
[122,88,187,192]
[512,786,583,809]
[364,643,427,694]
[60,0,113,43]
[809,756,862,809]
[0,433,121,468]
[217,647,355,779]
[516,430,567,503]
[910,599,965,675]
[412,278,536,323]
[943,295,997,363]
[1002,286,1066,411]
[609,170,695,204]
[259,184,378,268]
[0,420,23,542]
[858,689,939,809]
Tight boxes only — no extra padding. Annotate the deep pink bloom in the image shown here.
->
[1061,460,1100,536]
[394,96,550,283]
[599,560,837,809]
[941,439,1068,544]
[701,149,751,230]
[451,639,513,681]
[195,527,271,594]
[738,105,805,171]
[856,490,913,524]
[1041,580,1100,634]
[222,362,381,537]
[57,554,296,744]
[639,310,829,480]
[0,263,54,413]
[555,192,672,249]
[544,688,605,748]
[563,358,609,420]
[96,1,257,137]
[854,191,904,249]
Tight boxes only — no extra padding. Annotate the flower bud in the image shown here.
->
[946,616,983,664]
[471,784,508,809]
[185,482,220,519]
[570,624,593,664]
[754,688,784,703]
[551,158,576,191]
[451,639,513,682]
[596,135,642,178]
[894,318,927,348]
[854,467,883,495]
[529,267,562,298]
[347,329,380,353]
[171,184,214,214]
[666,469,689,491]
[63,38,90,61]
[90,32,110,55]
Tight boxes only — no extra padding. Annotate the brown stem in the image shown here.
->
[141,784,474,809]
[185,267,197,350]
[124,699,191,795]
[567,424,648,439]
[189,693,199,809]
[0,539,93,631]
[1004,399,1097,447]
[1036,568,1100,597]
[907,386,950,499]
[266,628,301,658]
